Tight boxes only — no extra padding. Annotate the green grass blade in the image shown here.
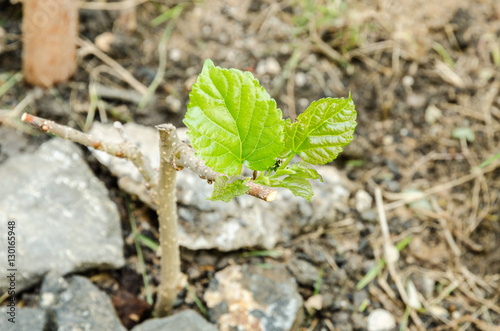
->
[136,234,159,251]
[356,236,412,290]
[0,72,22,98]
[186,283,208,319]
[125,196,154,305]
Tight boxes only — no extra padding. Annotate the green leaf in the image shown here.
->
[284,96,356,164]
[289,161,323,181]
[256,161,322,201]
[184,59,285,175]
[209,176,250,202]
[280,176,314,202]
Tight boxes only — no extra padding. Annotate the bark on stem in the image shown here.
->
[21,112,278,316]
[172,144,278,202]
[154,124,181,317]
[21,112,277,202]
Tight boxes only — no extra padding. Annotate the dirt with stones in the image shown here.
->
[1,0,499,330]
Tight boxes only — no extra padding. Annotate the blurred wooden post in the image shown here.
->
[22,0,78,88]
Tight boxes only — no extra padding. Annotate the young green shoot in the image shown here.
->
[313,268,324,296]
[184,59,357,202]
[356,236,412,290]
[126,196,154,305]
[186,283,208,319]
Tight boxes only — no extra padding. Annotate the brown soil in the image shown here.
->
[1,0,499,330]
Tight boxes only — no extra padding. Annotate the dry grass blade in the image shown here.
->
[384,161,500,211]
[434,60,465,88]
[77,38,148,95]
[375,187,426,330]
[79,0,148,10]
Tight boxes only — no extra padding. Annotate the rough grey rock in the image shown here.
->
[132,309,217,331]
[89,123,354,251]
[0,125,39,163]
[40,274,126,331]
[204,264,303,331]
[0,307,48,331]
[287,257,320,286]
[0,139,125,292]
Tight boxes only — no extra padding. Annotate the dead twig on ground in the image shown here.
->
[383,161,500,211]
[79,0,148,10]
[375,187,426,330]
[77,38,148,95]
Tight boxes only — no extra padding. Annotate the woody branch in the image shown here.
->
[21,113,278,202]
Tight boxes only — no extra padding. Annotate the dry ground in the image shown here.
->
[1,0,499,330]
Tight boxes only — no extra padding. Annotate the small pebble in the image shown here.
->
[384,243,400,264]
[165,95,182,113]
[355,190,372,213]
[367,309,396,331]
[295,72,307,87]
[428,305,449,319]
[298,98,309,110]
[169,48,181,62]
[425,105,442,124]
[406,279,422,309]
[202,25,211,36]
[361,209,378,222]
[307,54,318,64]
[352,312,366,329]
[256,58,281,75]
[402,75,414,88]
[383,135,394,146]
[406,93,426,108]
[94,32,115,53]
[304,294,323,313]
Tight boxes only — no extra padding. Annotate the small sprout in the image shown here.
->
[184,59,356,202]
[451,127,475,142]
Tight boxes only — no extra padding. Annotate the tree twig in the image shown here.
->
[154,124,181,316]
[375,187,426,330]
[21,113,157,190]
[21,113,278,202]
[172,143,277,201]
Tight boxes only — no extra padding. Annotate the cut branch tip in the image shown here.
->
[21,112,31,122]
[266,191,278,202]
